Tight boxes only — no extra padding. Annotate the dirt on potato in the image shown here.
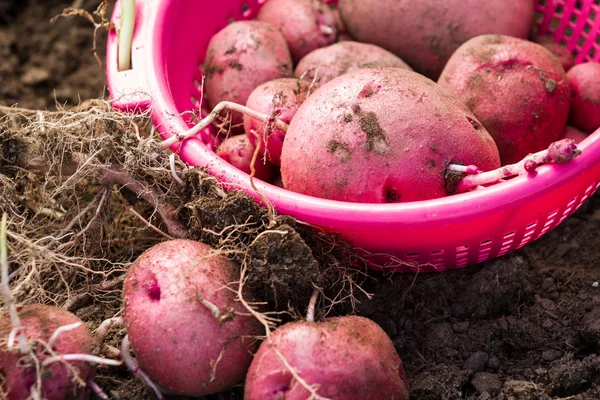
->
[2,2,600,400]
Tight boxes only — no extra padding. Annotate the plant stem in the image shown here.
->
[0,215,28,355]
[118,0,135,71]
[161,101,289,149]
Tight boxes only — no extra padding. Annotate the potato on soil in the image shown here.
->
[216,134,276,181]
[203,21,293,125]
[567,62,600,133]
[338,0,534,79]
[0,304,95,400]
[294,41,412,89]
[244,78,308,166]
[438,34,571,165]
[535,36,575,72]
[244,315,409,400]
[256,0,340,63]
[123,239,262,397]
[280,67,501,203]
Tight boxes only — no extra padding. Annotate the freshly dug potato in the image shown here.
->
[123,240,261,397]
[280,68,501,203]
[338,0,534,79]
[561,125,588,144]
[294,41,412,89]
[256,0,340,63]
[438,34,571,165]
[217,134,276,181]
[0,304,95,400]
[244,78,308,166]
[203,21,293,125]
[244,316,409,400]
[567,62,600,133]
[535,36,575,72]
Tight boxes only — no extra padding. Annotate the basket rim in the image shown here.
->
[106,0,600,230]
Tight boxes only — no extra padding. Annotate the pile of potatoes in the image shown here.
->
[206,0,600,204]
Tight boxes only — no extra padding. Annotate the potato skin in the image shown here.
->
[567,62,600,133]
[244,316,409,400]
[0,304,94,400]
[535,36,575,72]
[244,78,308,166]
[561,125,588,144]
[280,68,500,203]
[203,21,293,125]
[338,0,534,79]
[438,35,571,165]
[294,41,413,89]
[216,134,275,181]
[123,240,261,397]
[256,0,340,63]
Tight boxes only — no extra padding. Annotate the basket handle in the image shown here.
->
[105,0,154,112]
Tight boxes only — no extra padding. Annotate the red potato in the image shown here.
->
[123,240,261,397]
[256,0,340,63]
[203,21,293,125]
[244,78,308,166]
[0,304,94,400]
[244,316,409,400]
[561,125,589,144]
[217,134,276,181]
[280,67,501,203]
[338,0,534,79]
[567,62,600,133]
[535,36,575,72]
[294,41,413,89]
[438,34,571,165]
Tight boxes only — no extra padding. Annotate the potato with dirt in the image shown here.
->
[338,0,534,79]
[244,78,309,166]
[217,134,276,180]
[0,304,95,400]
[203,21,293,125]
[280,67,501,203]
[244,315,409,400]
[567,61,600,133]
[122,239,261,397]
[438,34,571,165]
[294,41,413,89]
[256,0,341,63]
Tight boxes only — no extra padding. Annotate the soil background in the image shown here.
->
[2,1,600,399]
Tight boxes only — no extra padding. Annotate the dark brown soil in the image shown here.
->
[3,2,600,399]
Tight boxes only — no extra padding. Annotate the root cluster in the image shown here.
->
[0,100,363,320]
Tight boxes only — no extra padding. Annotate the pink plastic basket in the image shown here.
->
[106,0,600,272]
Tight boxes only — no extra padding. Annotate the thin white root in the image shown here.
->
[306,289,319,323]
[41,354,123,368]
[446,164,480,174]
[118,0,135,71]
[169,153,185,186]
[0,214,28,355]
[93,316,124,347]
[122,334,164,400]
[195,292,235,322]
[88,380,109,400]
[161,101,289,149]
[48,322,83,349]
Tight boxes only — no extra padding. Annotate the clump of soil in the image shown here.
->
[182,170,355,313]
